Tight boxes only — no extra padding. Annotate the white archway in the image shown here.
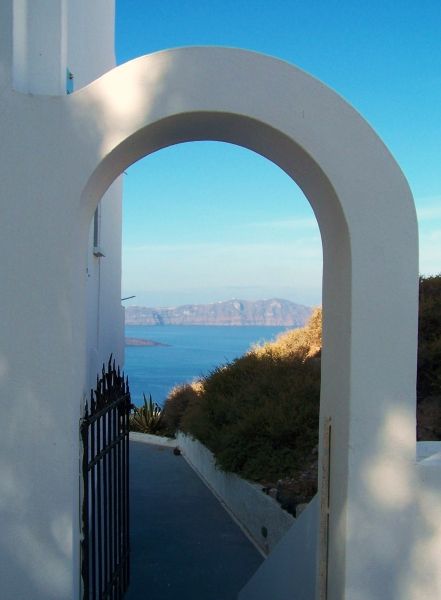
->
[75,47,418,599]
[0,46,421,599]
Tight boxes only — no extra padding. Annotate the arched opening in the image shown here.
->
[85,135,325,597]
[81,110,349,595]
[76,47,418,599]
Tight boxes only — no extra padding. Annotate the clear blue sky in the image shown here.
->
[115,0,440,308]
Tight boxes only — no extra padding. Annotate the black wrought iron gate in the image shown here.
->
[81,358,132,600]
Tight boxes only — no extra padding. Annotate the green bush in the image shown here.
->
[418,274,441,399]
[162,381,203,432]
[180,354,320,481]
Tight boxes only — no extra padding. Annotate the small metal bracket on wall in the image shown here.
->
[66,68,74,94]
[92,246,105,258]
[319,417,332,599]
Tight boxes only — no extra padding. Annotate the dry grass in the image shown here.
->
[251,307,322,361]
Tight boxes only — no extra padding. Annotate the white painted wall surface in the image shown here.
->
[95,178,125,377]
[85,178,124,390]
[1,2,122,598]
[13,0,116,95]
[67,0,116,90]
[241,442,441,600]
[66,0,124,383]
[13,0,68,94]
[409,452,441,598]
[11,0,124,389]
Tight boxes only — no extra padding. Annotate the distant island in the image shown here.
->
[125,337,169,347]
[125,298,312,327]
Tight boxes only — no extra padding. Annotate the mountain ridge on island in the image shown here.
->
[125,298,313,327]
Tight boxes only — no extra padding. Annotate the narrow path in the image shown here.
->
[125,441,263,600]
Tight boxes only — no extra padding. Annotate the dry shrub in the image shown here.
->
[162,380,204,433]
[252,307,322,361]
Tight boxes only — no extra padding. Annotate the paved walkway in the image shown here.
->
[125,440,263,600]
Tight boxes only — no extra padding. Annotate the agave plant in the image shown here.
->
[130,393,164,434]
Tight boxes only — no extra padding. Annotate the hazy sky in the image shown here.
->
[115,1,440,307]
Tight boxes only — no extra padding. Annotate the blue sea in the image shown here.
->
[124,325,288,407]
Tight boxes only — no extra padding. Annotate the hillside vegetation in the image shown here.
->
[160,275,441,490]
[163,308,322,482]
[417,274,441,439]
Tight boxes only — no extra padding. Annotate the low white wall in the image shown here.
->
[239,496,318,600]
[129,431,177,448]
[176,432,294,554]
[416,441,441,462]
[410,449,441,598]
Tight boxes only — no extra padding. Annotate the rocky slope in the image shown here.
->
[125,298,312,327]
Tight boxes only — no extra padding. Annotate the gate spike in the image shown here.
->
[84,397,89,419]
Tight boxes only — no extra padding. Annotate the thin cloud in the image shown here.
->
[415,197,441,221]
[242,217,318,230]
[419,228,441,275]
[124,239,322,259]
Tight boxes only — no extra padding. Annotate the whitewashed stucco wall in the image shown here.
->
[1,2,123,598]
[12,0,124,388]
[85,178,124,389]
